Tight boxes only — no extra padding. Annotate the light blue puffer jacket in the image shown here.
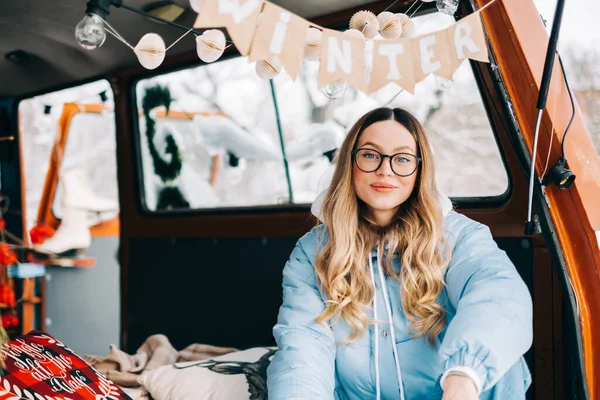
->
[267,209,533,399]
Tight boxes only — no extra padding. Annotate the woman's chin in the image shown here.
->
[364,200,403,214]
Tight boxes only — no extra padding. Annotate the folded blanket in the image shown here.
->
[85,334,238,392]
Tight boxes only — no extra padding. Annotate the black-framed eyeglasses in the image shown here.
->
[352,148,422,177]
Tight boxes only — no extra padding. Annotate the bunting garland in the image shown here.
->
[101,0,496,95]
[190,0,495,94]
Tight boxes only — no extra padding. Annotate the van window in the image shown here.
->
[134,12,509,212]
[19,80,118,231]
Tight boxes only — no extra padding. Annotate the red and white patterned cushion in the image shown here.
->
[0,330,132,400]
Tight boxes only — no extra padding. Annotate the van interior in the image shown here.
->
[0,0,599,399]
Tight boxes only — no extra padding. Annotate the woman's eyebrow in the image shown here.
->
[392,145,414,152]
[358,141,381,149]
[358,142,415,153]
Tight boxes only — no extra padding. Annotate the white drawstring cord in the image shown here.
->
[375,247,405,400]
[368,253,381,400]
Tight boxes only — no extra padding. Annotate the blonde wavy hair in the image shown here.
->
[315,107,451,346]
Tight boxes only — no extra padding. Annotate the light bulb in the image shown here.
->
[436,0,459,16]
[322,81,347,99]
[75,13,106,50]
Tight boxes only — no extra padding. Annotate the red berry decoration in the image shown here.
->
[0,283,15,306]
[0,243,17,266]
[29,224,56,245]
[1,314,12,328]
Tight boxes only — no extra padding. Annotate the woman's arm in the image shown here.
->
[267,232,336,399]
[438,215,533,393]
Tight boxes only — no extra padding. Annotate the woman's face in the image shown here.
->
[352,120,419,226]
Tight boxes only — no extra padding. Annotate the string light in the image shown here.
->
[322,81,347,100]
[436,0,460,16]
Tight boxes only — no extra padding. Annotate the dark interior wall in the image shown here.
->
[126,236,299,352]
[125,236,536,357]
[0,100,24,239]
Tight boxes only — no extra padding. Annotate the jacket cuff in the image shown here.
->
[440,366,482,394]
[442,350,489,392]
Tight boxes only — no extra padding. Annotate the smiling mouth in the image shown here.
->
[371,183,397,191]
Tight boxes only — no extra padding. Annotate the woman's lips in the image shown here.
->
[370,183,397,192]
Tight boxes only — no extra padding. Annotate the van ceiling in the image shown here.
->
[0,0,417,100]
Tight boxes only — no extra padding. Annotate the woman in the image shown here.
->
[266,107,532,399]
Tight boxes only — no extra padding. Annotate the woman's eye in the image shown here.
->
[363,152,379,159]
[395,156,409,163]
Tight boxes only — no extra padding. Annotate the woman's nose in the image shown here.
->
[376,157,394,176]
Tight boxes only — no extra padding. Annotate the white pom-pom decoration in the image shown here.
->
[196,29,226,63]
[190,0,203,12]
[344,29,365,39]
[349,10,379,39]
[377,11,402,39]
[396,13,416,38]
[134,33,166,70]
[255,57,282,80]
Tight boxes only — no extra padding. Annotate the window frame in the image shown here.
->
[129,34,513,218]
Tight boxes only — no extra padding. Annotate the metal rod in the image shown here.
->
[524,0,567,235]
[537,0,566,110]
[526,110,543,227]
[269,80,294,204]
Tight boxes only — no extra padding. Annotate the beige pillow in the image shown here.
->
[138,347,277,400]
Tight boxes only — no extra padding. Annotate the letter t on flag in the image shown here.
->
[369,38,415,94]
[248,2,310,80]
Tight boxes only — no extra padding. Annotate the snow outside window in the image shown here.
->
[19,80,118,232]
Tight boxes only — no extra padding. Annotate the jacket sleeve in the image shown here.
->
[267,234,336,400]
[438,217,533,392]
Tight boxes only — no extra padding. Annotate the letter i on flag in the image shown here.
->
[248,2,310,80]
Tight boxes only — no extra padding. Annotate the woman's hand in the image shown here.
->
[441,374,479,400]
